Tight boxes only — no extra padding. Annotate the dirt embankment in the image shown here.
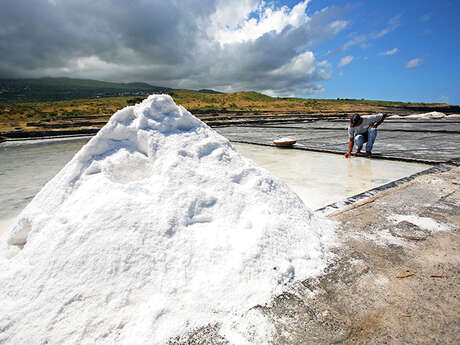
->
[2,94,459,137]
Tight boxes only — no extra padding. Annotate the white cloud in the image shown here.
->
[209,0,259,29]
[325,14,401,58]
[380,48,398,56]
[372,14,401,39]
[328,20,348,34]
[405,58,423,69]
[338,55,353,67]
[0,0,350,97]
[211,0,312,45]
[270,51,315,76]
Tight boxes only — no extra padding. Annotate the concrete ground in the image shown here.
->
[172,120,459,344]
[264,163,459,345]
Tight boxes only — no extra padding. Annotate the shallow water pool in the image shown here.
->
[0,137,428,234]
[234,143,428,210]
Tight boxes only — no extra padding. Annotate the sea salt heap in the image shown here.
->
[406,111,446,119]
[0,95,335,344]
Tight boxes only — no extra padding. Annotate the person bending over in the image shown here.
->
[345,113,387,158]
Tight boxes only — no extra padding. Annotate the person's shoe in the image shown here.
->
[354,150,361,154]
[365,151,372,157]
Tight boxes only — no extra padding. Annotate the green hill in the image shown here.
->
[0,77,172,102]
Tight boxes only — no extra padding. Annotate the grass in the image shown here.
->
[0,90,452,132]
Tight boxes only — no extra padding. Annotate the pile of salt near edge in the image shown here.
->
[0,95,335,345]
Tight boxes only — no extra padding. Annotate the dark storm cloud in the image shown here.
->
[0,0,346,95]
[0,0,210,73]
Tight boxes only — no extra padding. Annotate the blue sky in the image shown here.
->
[0,0,458,104]
[304,0,460,104]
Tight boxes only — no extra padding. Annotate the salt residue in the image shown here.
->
[390,214,449,232]
[0,95,335,344]
[0,218,15,237]
[273,137,295,143]
[406,111,445,119]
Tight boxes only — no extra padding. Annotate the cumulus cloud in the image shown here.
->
[338,55,353,67]
[405,58,423,68]
[210,0,310,44]
[0,0,350,96]
[380,48,398,56]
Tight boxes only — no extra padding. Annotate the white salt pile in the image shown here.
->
[0,95,335,344]
[406,111,446,119]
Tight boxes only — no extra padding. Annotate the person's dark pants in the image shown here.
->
[355,128,377,152]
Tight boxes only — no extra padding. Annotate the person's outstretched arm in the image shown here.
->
[345,138,354,158]
[370,113,387,128]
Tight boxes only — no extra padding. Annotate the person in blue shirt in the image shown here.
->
[345,113,387,158]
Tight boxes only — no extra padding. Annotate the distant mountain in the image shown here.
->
[126,82,163,89]
[197,89,224,94]
[0,77,172,102]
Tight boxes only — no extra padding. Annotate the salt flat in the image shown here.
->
[233,143,427,210]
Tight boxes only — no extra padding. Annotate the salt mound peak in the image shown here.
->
[0,95,335,344]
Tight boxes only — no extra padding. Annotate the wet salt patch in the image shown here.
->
[390,214,449,233]
[347,229,414,248]
[346,214,450,248]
